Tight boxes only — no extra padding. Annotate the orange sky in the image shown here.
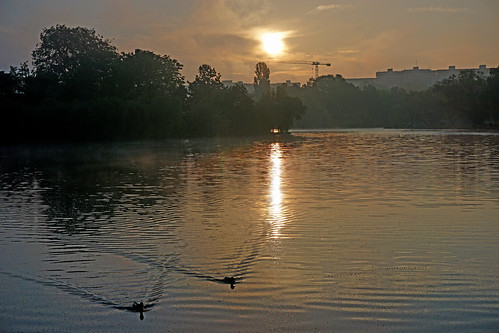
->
[1,0,498,83]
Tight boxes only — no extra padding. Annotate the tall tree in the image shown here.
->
[186,64,225,135]
[10,61,60,100]
[432,70,489,127]
[190,64,223,88]
[32,24,118,98]
[109,49,185,99]
[253,62,270,98]
[486,67,499,126]
[257,86,305,133]
[300,74,363,127]
[8,62,30,95]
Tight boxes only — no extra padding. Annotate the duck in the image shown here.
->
[223,276,236,289]
[131,301,145,320]
[131,301,145,312]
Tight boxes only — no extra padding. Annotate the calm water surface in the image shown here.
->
[1,130,498,332]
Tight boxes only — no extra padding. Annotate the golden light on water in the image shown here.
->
[269,142,285,238]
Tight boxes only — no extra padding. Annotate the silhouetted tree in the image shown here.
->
[257,86,305,132]
[299,74,363,127]
[9,62,61,100]
[220,83,262,135]
[432,70,489,127]
[486,67,499,126]
[107,49,186,100]
[185,65,225,135]
[185,65,268,136]
[8,62,31,94]
[192,64,223,87]
[32,24,118,99]
[253,62,271,98]
[0,71,16,96]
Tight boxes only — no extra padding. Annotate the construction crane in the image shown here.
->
[272,60,331,78]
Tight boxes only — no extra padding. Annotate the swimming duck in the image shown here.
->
[223,276,236,289]
[131,301,145,312]
[131,302,145,320]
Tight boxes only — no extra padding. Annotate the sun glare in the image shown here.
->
[261,32,285,57]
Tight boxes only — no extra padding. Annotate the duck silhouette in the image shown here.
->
[223,276,236,289]
[131,301,145,320]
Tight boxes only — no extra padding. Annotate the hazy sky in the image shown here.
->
[1,0,498,83]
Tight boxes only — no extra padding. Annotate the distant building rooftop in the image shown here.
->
[346,65,492,91]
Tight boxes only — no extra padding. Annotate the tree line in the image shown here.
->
[1,25,497,143]
[283,69,499,129]
[0,25,304,142]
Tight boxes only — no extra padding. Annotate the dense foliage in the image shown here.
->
[287,71,498,129]
[31,25,118,100]
[0,25,304,143]
[253,62,271,99]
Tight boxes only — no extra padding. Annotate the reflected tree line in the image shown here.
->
[0,142,270,290]
[1,25,498,144]
[0,25,305,142]
[0,144,186,234]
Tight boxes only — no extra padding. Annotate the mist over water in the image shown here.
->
[1,130,498,331]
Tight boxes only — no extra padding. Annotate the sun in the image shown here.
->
[261,32,285,57]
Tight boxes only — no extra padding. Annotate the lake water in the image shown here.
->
[1,129,498,332]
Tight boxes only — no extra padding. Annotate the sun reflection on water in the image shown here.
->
[269,142,285,238]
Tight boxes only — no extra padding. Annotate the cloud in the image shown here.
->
[131,0,274,81]
[407,6,470,13]
[337,49,360,54]
[1,0,495,82]
[307,4,355,14]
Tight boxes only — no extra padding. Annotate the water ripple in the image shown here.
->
[1,131,498,331]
